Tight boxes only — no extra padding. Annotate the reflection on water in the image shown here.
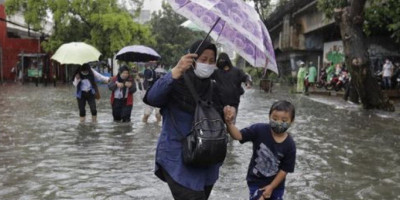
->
[0,84,399,200]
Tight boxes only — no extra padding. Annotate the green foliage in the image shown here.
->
[5,0,154,58]
[245,0,273,22]
[318,0,400,43]
[317,0,348,19]
[365,0,400,42]
[148,2,205,68]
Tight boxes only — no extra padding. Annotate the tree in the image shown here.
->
[148,2,204,68]
[364,0,400,43]
[249,0,272,22]
[5,0,155,58]
[318,0,394,111]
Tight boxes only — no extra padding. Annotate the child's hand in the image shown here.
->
[258,185,273,200]
[223,105,236,124]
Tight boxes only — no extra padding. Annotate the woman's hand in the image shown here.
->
[171,53,198,79]
[116,82,124,88]
[125,81,132,88]
[223,105,236,125]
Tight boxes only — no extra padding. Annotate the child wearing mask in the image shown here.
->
[73,63,110,122]
[108,66,137,122]
[223,100,297,200]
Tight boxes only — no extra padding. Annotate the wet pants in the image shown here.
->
[112,99,132,122]
[161,167,213,200]
[77,91,97,117]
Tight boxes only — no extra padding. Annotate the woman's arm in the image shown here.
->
[145,72,176,107]
[146,53,198,107]
[72,75,80,87]
[92,68,110,83]
[108,77,117,91]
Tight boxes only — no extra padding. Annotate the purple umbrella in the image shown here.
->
[116,45,161,62]
[168,0,278,74]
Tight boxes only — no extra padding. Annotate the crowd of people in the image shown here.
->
[72,40,298,200]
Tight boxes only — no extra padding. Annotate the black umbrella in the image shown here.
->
[116,45,161,62]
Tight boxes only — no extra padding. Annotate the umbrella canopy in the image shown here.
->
[116,45,161,62]
[51,42,101,65]
[167,0,278,74]
[180,20,203,32]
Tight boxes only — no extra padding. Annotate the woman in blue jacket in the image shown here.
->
[144,40,223,199]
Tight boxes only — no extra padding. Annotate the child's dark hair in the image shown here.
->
[269,100,295,121]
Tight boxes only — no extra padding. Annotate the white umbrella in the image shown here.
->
[51,42,101,65]
[180,20,203,32]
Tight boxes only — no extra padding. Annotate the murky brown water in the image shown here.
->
[0,83,399,199]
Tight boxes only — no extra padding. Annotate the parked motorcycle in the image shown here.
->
[315,70,328,88]
[325,72,349,91]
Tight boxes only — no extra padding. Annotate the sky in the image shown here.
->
[143,0,163,12]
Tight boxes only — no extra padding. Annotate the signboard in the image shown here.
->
[28,69,42,77]
[323,41,344,65]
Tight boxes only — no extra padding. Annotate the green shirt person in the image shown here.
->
[308,62,317,83]
[326,63,335,82]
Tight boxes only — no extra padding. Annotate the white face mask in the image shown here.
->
[194,62,217,78]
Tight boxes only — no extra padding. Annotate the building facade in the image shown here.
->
[0,3,43,82]
[266,0,400,78]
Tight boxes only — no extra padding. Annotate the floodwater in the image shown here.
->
[0,83,399,200]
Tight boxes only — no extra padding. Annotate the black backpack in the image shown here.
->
[171,73,228,167]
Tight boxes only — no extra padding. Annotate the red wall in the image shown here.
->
[0,4,42,81]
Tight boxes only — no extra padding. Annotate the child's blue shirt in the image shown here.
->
[240,123,296,189]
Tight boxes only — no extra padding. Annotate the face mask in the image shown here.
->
[194,62,217,78]
[270,119,291,134]
[217,60,228,69]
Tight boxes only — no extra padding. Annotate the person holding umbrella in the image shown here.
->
[108,66,137,122]
[73,63,110,123]
[144,40,222,199]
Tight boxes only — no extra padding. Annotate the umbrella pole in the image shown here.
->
[193,18,221,54]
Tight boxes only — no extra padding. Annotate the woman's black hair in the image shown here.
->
[269,100,295,121]
[188,40,217,61]
[118,65,130,74]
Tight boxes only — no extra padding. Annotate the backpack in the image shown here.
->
[172,73,228,167]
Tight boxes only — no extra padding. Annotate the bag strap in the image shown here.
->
[183,73,200,103]
[183,73,213,104]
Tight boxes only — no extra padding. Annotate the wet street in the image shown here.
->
[0,83,399,200]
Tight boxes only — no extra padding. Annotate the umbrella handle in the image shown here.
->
[193,17,221,54]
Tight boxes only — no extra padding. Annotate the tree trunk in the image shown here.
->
[334,0,394,111]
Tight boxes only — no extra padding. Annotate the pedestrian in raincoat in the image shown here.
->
[73,63,110,123]
[108,66,137,122]
[296,61,307,93]
[306,61,317,92]
[144,40,223,199]
[213,52,251,122]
